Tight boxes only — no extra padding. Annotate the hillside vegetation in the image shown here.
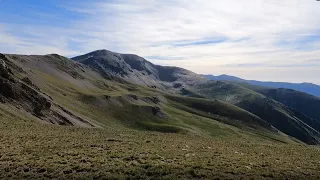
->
[0,51,320,179]
[1,105,320,180]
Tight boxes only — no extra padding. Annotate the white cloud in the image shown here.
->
[1,0,320,83]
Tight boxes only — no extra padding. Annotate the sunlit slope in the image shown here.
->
[0,53,293,142]
[0,103,319,180]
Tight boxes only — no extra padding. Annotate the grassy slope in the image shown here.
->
[217,81,320,133]
[256,88,320,129]
[192,81,320,144]
[0,54,319,179]
[71,50,320,144]
[1,105,320,180]
[4,54,290,140]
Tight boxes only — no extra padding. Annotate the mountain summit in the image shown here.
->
[72,50,206,90]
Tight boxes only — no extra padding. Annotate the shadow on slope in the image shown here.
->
[192,81,320,144]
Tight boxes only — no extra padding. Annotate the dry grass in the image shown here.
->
[0,109,319,180]
[1,54,319,179]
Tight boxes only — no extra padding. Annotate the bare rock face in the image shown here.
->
[33,98,51,116]
[0,59,7,69]
[0,59,10,79]
[0,54,51,115]
[0,57,16,100]
[0,57,15,102]
[0,76,51,115]
[22,77,33,85]
[21,77,40,91]
[0,79,16,99]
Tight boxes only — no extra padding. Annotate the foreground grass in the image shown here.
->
[0,108,319,180]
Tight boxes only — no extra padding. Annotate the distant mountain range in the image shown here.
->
[202,74,320,97]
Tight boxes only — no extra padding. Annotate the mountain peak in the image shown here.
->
[71,49,206,88]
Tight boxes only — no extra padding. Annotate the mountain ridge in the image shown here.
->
[69,49,320,144]
[203,74,320,97]
[0,50,319,144]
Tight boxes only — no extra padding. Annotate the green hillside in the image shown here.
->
[0,52,320,179]
[190,80,320,144]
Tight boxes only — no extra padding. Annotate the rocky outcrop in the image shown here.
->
[0,79,16,99]
[0,57,11,80]
[0,54,51,116]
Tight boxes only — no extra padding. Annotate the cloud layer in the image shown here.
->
[0,0,320,84]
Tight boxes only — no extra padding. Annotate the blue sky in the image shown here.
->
[0,0,320,84]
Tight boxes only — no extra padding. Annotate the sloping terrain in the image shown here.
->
[71,50,320,144]
[72,50,206,90]
[190,80,320,144]
[205,78,320,134]
[0,51,320,179]
[254,88,320,132]
[1,52,285,141]
[0,53,94,127]
[1,108,319,180]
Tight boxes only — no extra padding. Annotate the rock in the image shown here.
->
[152,106,167,118]
[144,96,161,104]
[150,96,160,104]
[45,100,51,109]
[0,59,10,79]
[0,80,16,99]
[0,96,5,103]
[0,55,53,119]
[21,77,33,85]
[152,106,161,115]
[0,53,6,60]
[33,97,51,116]
[128,94,138,100]
[0,59,7,69]
[33,103,43,116]
[21,77,40,91]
